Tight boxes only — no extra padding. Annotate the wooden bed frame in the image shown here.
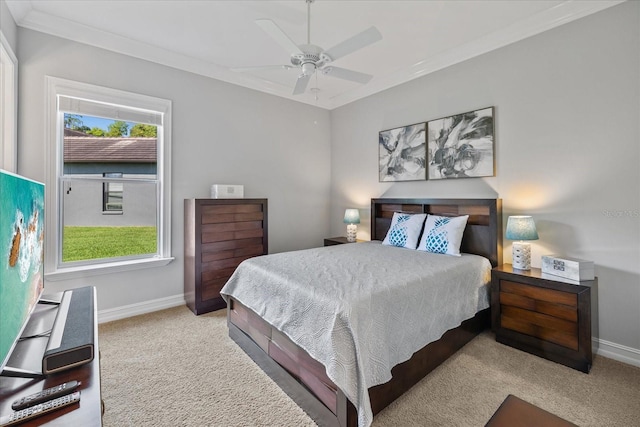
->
[227,198,502,426]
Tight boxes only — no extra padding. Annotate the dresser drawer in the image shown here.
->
[500,304,578,350]
[500,280,577,308]
[201,277,229,301]
[201,204,264,224]
[500,280,577,321]
[201,244,264,263]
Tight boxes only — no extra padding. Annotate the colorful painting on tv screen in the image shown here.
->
[0,170,45,369]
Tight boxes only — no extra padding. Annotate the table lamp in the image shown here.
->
[343,209,360,242]
[505,215,539,270]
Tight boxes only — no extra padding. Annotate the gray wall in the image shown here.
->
[16,28,331,312]
[330,2,639,359]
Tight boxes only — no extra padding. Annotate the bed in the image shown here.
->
[222,198,502,427]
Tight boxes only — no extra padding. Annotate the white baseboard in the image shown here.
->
[97,294,185,324]
[594,338,640,368]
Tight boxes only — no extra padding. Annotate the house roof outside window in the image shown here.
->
[64,137,157,164]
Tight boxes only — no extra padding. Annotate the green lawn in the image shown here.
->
[63,226,157,262]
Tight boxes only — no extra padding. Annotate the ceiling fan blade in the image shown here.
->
[292,74,312,95]
[231,65,294,72]
[323,26,382,61]
[322,66,373,84]
[256,19,303,55]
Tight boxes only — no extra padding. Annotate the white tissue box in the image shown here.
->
[541,255,594,282]
[211,184,244,199]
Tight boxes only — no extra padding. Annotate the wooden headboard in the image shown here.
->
[370,198,502,267]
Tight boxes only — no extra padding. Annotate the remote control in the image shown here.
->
[0,391,80,426]
[11,380,80,411]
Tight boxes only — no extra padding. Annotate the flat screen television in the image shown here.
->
[0,169,45,375]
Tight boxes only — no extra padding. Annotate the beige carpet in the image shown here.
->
[99,306,640,426]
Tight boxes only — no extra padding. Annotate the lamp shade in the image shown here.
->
[505,216,539,241]
[343,209,360,224]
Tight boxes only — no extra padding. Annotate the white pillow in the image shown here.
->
[382,212,427,249]
[417,214,469,256]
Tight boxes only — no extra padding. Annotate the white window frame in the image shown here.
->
[45,77,173,281]
[0,31,17,172]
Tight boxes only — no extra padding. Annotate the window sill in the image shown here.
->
[45,256,174,281]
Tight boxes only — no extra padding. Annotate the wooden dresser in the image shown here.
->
[184,198,268,315]
[491,264,596,373]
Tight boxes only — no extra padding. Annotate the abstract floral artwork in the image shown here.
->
[378,123,426,182]
[427,107,494,180]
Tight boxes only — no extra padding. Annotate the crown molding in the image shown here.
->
[6,0,625,111]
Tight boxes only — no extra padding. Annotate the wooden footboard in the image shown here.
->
[228,298,340,414]
[228,297,490,427]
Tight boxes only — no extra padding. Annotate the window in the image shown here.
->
[103,172,123,213]
[0,32,17,172]
[45,77,173,280]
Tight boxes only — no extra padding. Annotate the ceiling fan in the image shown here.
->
[232,0,382,95]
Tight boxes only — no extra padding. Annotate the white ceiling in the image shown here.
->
[5,0,623,110]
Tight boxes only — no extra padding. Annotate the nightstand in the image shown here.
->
[491,264,597,373]
[323,236,363,246]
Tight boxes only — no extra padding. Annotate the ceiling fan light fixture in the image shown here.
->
[301,62,316,76]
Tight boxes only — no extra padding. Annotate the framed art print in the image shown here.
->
[378,122,426,182]
[427,107,494,180]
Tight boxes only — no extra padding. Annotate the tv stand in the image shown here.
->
[0,288,102,426]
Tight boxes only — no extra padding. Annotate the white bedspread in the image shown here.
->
[221,241,491,427]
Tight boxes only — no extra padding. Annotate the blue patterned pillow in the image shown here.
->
[417,214,469,256]
[382,212,427,249]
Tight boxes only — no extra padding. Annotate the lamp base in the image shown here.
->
[346,224,357,242]
[512,241,532,270]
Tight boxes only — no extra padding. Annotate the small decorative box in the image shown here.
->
[541,255,594,282]
[211,184,244,199]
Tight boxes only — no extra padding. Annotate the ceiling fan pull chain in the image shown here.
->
[314,72,319,101]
